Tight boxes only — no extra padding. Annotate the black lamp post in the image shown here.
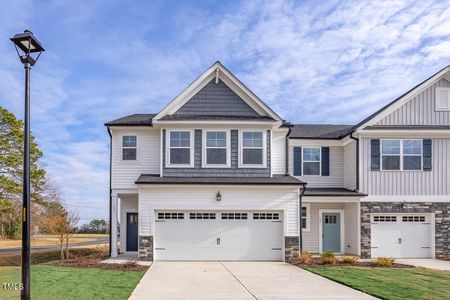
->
[10,30,44,300]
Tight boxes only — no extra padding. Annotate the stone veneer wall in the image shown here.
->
[361,202,450,260]
[139,235,153,261]
[285,236,299,262]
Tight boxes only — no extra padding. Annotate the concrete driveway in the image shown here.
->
[129,262,375,300]
[396,259,450,271]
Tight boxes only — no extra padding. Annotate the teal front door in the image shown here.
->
[322,212,341,252]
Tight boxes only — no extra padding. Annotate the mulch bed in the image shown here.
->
[1,247,148,272]
[293,257,414,268]
[46,259,149,272]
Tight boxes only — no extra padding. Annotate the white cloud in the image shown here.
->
[0,0,449,222]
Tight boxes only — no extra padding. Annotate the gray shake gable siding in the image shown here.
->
[163,129,271,177]
[175,79,261,116]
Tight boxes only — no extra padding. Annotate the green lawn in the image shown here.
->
[0,265,145,300]
[306,266,450,300]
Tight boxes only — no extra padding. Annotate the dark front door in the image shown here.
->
[126,213,138,251]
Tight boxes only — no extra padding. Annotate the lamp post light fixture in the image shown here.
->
[10,30,45,300]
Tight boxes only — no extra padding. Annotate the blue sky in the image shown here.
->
[1,0,449,224]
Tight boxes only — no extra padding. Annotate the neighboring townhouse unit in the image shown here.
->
[105,62,450,261]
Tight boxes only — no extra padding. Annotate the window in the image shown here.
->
[157,212,184,219]
[241,131,265,166]
[402,215,425,222]
[204,131,229,166]
[221,213,247,220]
[168,131,192,166]
[253,213,279,220]
[436,87,450,111]
[373,215,397,222]
[301,205,310,231]
[381,139,421,171]
[190,212,216,219]
[403,140,422,170]
[324,215,337,224]
[122,136,137,160]
[381,140,400,170]
[303,147,320,175]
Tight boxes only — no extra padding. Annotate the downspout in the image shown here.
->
[350,132,359,191]
[285,127,292,175]
[107,127,112,257]
[299,184,306,254]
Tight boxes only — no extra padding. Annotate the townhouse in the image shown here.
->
[105,62,450,261]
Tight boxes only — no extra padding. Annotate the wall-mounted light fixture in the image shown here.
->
[216,191,222,201]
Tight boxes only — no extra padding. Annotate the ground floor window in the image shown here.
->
[301,204,310,231]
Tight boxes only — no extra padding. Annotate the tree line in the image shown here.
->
[0,106,105,260]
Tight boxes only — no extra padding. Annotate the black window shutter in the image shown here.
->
[321,147,330,176]
[371,139,380,171]
[423,139,432,171]
[293,147,302,176]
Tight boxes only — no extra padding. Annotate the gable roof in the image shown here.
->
[355,65,450,131]
[153,61,282,122]
[289,124,354,139]
[105,114,156,126]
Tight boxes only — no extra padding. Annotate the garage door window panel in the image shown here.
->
[158,212,184,220]
[253,213,279,220]
[221,213,248,220]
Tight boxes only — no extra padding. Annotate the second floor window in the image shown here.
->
[122,135,137,160]
[241,131,264,166]
[381,139,421,171]
[303,147,320,175]
[205,131,228,166]
[169,131,191,166]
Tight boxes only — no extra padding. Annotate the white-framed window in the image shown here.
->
[303,147,321,175]
[436,87,450,111]
[203,130,230,167]
[239,131,266,167]
[166,130,194,167]
[301,204,310,231]
[381,139,422,171]
[122,135,137,160]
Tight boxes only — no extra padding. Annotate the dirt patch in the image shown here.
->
[293,257,414,268]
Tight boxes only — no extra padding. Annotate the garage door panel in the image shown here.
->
[371,214,433,259]
[154,211,283,261]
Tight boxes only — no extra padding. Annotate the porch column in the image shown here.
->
[111,195,118,258]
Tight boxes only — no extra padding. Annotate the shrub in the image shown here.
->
[298,251,312,264]
[340,256,358,264]
[320,251,336,265]
[372,257,396,267]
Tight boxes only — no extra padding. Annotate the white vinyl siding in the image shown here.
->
[289,143,344,188]
[271,129,288,175]
[344,141,357,190]
[138,186,299,237]
[376,78,450,125]
[301,201,359,255]
[360,138,450,195]
[111,128,160,189]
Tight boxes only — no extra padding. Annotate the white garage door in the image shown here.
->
[154,211,283,261]
[371,214,433,258]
